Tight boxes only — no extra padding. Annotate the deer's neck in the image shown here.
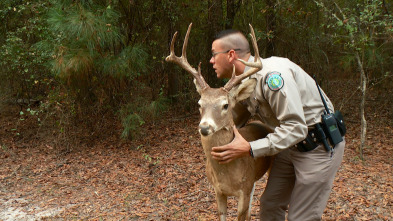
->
[201,125,234,159]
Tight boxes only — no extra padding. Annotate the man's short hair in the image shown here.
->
[214,29,251,58]
[214,29,243,41]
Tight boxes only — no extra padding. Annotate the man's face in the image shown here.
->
[210,39,233,79]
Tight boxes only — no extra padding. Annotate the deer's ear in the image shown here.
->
[230,78,257,102]
[194,79,204,95]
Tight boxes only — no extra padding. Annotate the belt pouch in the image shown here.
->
[297,132,318,152]
[334,110,346,136]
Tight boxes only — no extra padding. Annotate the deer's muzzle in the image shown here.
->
[199,124,212,136]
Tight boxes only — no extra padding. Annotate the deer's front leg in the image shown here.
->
[237,185,255,221]
[215,191,228,221]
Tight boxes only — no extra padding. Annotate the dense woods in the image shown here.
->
[1,0,392,143]
[1,1,393,219]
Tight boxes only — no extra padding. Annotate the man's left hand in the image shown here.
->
[211,125,251,164]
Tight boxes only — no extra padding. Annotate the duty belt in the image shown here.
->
[295,124,328,152]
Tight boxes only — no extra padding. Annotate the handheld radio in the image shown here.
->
[314,77,343,149]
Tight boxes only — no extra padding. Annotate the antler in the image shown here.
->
[223,24,262,92]
[165,23,209,90]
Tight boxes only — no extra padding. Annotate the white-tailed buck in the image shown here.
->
[166,23,272,221]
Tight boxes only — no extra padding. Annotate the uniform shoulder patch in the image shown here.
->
[266,71,284,91]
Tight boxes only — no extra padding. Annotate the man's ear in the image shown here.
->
[228,50,237,63]
[229,78,257,102]
[194,79,203,95]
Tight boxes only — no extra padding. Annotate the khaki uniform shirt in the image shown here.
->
[237,56,335,157]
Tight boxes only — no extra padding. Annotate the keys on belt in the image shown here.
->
[295,128,319,152]
[296,124,338,156]
[296,125,337,152]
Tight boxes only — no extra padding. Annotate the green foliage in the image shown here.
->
[47,1,122,54]
[148,88,171,120]
[47,0,149,107]
[1,144,8,151]
[119,87,170,140]
[315,0,393,78]
[100,45,149,79]
[48,1,122,78]
[121,113,145,140]
[136,145,161,165]
[1,0,392,144]
[0,1,54,100]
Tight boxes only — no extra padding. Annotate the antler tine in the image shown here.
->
[168,31,178,58]
[249,24,260,63]
[197,62,207,84]
[223,24,262,92]
[165,23,209,90]
[182,23,192,61]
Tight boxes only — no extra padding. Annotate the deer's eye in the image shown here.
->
[223,104,229,110]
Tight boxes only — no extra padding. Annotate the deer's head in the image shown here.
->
[166,23,262,137]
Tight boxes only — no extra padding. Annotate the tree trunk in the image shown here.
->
[265,0,276,57]
[356,52,367,161]
[206,0,223,87]
[166,2,179,99]
[226,0,235,29]
[333,1,368,161]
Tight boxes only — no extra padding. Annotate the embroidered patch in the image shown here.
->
[266,71,284,91]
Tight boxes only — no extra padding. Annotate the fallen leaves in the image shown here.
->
[0,80,392,220]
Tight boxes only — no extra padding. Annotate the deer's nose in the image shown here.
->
[199,124,211,136]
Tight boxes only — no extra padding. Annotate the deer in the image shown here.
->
[165,23,273,221]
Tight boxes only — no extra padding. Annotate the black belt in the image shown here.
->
[296,123,344,152]
[295,128,320,152]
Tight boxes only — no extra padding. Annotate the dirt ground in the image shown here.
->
[0,80,392,220]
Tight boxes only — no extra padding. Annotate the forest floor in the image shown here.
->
[0,80,392,220]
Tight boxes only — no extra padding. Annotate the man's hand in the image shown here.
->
[211,125,251,164]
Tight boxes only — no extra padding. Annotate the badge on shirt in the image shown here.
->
[266,71,284,91]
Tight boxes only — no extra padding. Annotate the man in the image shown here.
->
[209,29,345,220]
